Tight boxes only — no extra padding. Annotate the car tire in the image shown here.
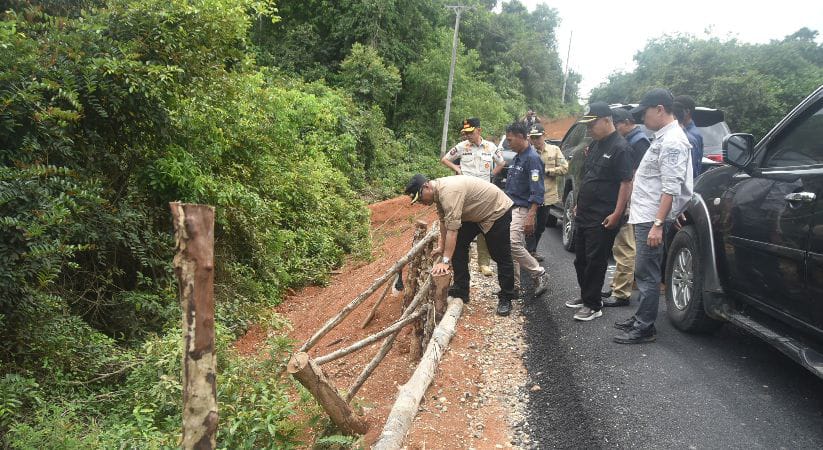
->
[546,214,558,228]
[665,225,723,333]
[561,192,576,252]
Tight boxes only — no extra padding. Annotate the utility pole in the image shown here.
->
[440,4,472,157]
[561,31,573,104]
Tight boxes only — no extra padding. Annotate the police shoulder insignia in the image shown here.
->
[530,169,539,181]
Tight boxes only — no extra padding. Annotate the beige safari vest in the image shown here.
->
[537,144,568,205]
[432,176,513,233]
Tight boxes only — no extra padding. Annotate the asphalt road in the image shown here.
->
[518,225,823,449]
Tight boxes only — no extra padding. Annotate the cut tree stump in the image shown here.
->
[372,296,464,450]
[287,353,369,436]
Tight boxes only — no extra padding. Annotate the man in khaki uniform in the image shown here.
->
[526,123,568,260]
[405,174,517,316]
[441,118,506,276]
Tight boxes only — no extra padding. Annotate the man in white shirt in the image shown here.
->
[442,118,506,276]
[613,88,693,344]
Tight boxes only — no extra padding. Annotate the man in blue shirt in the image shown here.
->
[674,95,703,177]
[504,121,549,308]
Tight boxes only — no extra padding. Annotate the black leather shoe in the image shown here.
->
[602,296,630,307]
[613,316,636,331]
[613,325,657,344]
[601,290,612,298]
[496,299,512,316]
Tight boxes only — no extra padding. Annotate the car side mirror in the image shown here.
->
[723,133,755,169]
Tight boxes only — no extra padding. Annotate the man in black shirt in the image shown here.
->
[602,108,651,307]
[565,102,634,321]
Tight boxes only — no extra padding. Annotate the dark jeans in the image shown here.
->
[450,209,517,302]
[526,205,550,254]
[573,224,619,311]
[632,221,671,329]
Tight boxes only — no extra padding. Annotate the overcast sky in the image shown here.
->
[515,0,823,100]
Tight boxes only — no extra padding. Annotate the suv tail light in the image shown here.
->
[706,154,723,163]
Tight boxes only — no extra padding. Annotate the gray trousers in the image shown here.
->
[632,221,671,329]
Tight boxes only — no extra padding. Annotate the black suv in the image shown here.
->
[665,85,823,379]
[559,104,729,252]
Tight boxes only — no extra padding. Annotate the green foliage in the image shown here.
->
[589,31,823,138]
[337,43,402,110]
[399,28,517,149]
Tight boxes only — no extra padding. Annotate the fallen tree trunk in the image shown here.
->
[361,273,398,329]
[287,353,369,436]
[346,274,433,402]
[372,296,464,450]
[315,306,427,366]
[299,224,438,353]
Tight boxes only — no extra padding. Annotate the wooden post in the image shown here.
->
[288,353,369,435]
[170,202,218,450]
[432,273,452,320]
[402,221,429,311]
[373,297,464,450]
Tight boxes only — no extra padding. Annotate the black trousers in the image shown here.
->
[573,224,619,310]
[450,209,517,302]
[526,205,550,254]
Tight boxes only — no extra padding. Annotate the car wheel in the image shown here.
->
[561,192,576,252]
[546,214,558,228]
[665,225,723,333]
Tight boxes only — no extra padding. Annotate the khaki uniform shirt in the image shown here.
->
[537,144,568,205]
[432,176,513,233]
[444,139,505,182]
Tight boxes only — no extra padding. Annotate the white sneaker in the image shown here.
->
[533,270,549,297]
[564,298,584,308]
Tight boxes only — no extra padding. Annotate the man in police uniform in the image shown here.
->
[404,174,517,316]
[441,118,505,277]
[526,123,568,261]
[503,121,550,298]
[564,102,633,321]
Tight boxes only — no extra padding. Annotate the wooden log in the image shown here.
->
[315,306,427,366]
[170,202,218,450]
[402,221,429,311]
[432,273,452,321]
[346,274,433,402]
[299,224,437,353]
[372,297,464,450]
[361,273,398,329]
[288,353,369,435]
[409,237,438,361]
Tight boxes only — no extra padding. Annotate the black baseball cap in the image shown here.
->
[611,108,634,123]
[630,88,674,115]
[528,123,545,136]
[405,174,428,204]
[577,102,612,123]
[461,118,480,132]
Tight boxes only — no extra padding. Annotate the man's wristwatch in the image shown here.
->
[441,256,451,265]
[653,218,664,227]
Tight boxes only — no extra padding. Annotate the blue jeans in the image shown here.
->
[632,221,671,329]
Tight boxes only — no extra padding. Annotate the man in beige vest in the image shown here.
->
[405,174,518,316]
